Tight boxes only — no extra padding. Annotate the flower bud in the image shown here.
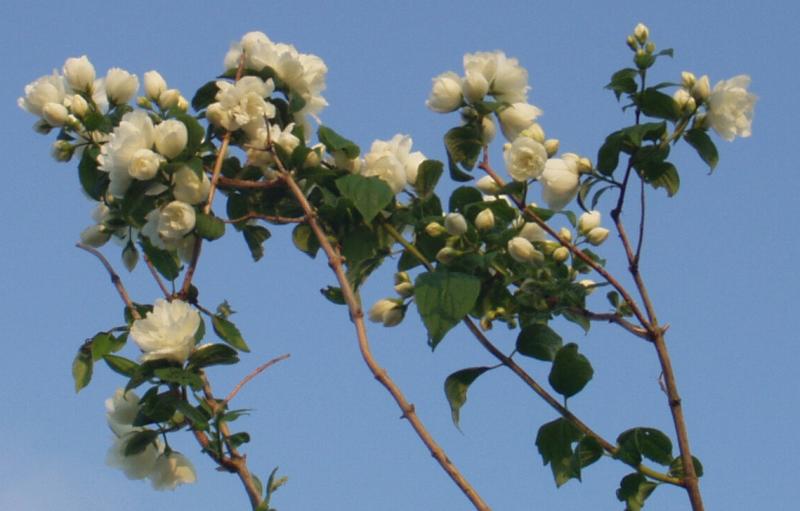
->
[394,271,411,285]
[691,75,711,102]
[586,227,610,246]
[42,102,69,126]
[507,236,544,264]
[559,227,572,242]
[579,279,597,294]
[304,147,322,168]
[578,210,602,234]
[520,123,545,143]
[645,41,656,54]
[137,96,153,109]
[552,246,569,263]
[476,175,501,194]
[634,23,649,44]
[578,157,593,174]
[462,71,489,103]
[444,213,468,236]
[63,55,96,92]
[436,247,461,264]
[144,71,167,100]
[51,140,74,161]
[368,299,402,327]
[475,208,495,230]
[122,242,139,272]
[394,282,414,298]
[69,94,89,117]
[176,95,189,112]
[673,88,692,110]
[481,116,496,144]
[681,71,697,90]
[105,68,139,104]
[425,221,447,237]
[626,35,638,51]
[544,138,560,157]
[498,102,542,141]
[80,224,110,247]
[426,71,463,113]
[158,89,181,110]
[518,222,546,242]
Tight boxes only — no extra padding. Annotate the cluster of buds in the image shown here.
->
[577,210,610,246]
[137,71,189,112]
[368,272,415,328]
[626,23,658,70]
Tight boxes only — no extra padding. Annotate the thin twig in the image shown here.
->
[221,353,291,408]
[76,243,141,320]
[634,177,646,265]
[576,309,649,340]
[142,251,171,298]
[217,175,285,190]
[275,154,491,510]
[224,212,305,225]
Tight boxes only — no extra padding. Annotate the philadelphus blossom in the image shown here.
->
[245,122,301,170]
[80,203,114,247]
[361,134,425,193]
[706,75,756,141]
[141,201,196,251]
[206,76,276,132]
[130,299,201,363]
[172,166,211,205]
[504,136,548,182]
[498,102,542,141]
[150,452,198,490]
[507,236,544,264]
[153,120,188,159]
[426,71,463,112]
[463,51,529,104]
[18,71,67,117]
[63,55,96,92]
[97,110,156,196]
[539,153,581,210]
[105,389,140,436]
[107,431,162,480]
[444,212,468,236]
[105,68,139,104]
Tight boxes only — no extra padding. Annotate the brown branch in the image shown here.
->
[224,212,305,225]
[142,251,171,299]
[76,243,141,320]
[221,353,291,408]
[577,309,649,340]
[217,175,285,190]
[276,157,491,510]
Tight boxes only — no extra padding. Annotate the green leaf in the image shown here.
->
[448,186,483,213]
[414,160,444,198]
[335,174,394,223]
[191,80,220,111]
[139,238,181,281]
[444,367,490,429]
[187,344,240,368]
[320,285,346,305]
[243,225,271,261]
[444,125,482,172]
[617,428,673,466]
[83,111,112,132]
[123,429,160,456]
[638,89,679,121]
[291,223,319,258]
[90,332,117,361]
[668,455,704,478]
[318,125,360,158]
[72,346,93,393]
[516,323,563,361]
[616,473,658,511]
[228,432,251,448]
[153,367,203,389]
[597,130,624,175]
[624,122,667,147]
[535,418,583,487]
[548,343,593,398]
[575,436,604,469]
[104,354,140,377]
[641,161,680,197]
[414,271,481,349]
[683,129,719,170]
[78,146,108,200]
[194,212,225,241]
[606,68,639,100]
[212,315,250,352]
[175,399,209,430]
[133,390,179,425]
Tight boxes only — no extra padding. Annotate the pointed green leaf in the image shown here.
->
[616,473,658,511]
[606,68,639,100]
[444,367,490,429]
[597,130,624,175]
[123,429,160,456]
[444,125,482,171]
[414,271,481,349]
[104,354,140,377]
[187,343,240,368]
[549,343,593,398]
[638,89,679,121]
[535,418,583,487]
[320,286,346,305]
[212,315,250,352]
[243,225,271,261]
[191,80,221,111]
[641,161,680,197]
[195,212,225,241]
[90,332,117,361]
[414,160,444,198]
[335,174,394,223]
[516,324,563,361]
[617,427,673,466]
[153,367,203,389]
[72,346,93,392]
[175,399,209,430]
[318,125,360,158]
[683,128,719,170]
[291,223,319,258]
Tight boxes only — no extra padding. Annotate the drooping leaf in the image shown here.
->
[548,343,594,398]
[78,145,107,200]
[139,238,181,280]
[535,418,583,487]
[175,399,209,430]
[597,130,624,175]
[243,225,271,261]
[574,436,604,469]
[191,80,220,111]
[516,323,563,361]
[123,429,160,456]
[444,125,482,172]
[444,367,490,429]
[335,174,394,223]
[212,315,250,352]
[606,68,639,100]
[683,128,719,170]
[291,223,320,258]
[72,346,93,392]
[668,455,704,478]
[194,212,226,241]
[414,271,481,349]
[104,354,140,377]
[640,161,680,197]
[616,473,658,511]
[617,428,673,466]
[187,343,240,368]
[414,160,444,198]
[320,286,346,305]
[318,125,360,158]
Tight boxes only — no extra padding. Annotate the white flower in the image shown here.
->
[42,103,69,126]
[142,201,196,251]
[107,431,162,480]
[507,236,543,263]
[579,279,597,294]
[63,55,96,92]
[518,222,546,242]
[552,246,570,262]
[130,299,200,363]
[634,23,649,43]
[128,149,165,180]
[173,166,211,204]
[98,110,156,196]
[105,389,140,437]
[68,94,89,117]
[425,222,446,237]
[404,151,426,185]
[578,210,602,234]
[149,452,197,490]
[18,71,66,117]
[245,122,301,169]
[491,53,530,104]
[426,71,463,112]
[586,227,610,246]
[445,212,468,236]
[361,134,419,194]
[368,299,404,327]
[539,154,580,210]
[153,120,188,159]
[144,71,167,100]
[208,76,275,132]
[475,208,495,230]
[158,89,182,110]
[707,75,756,141]
[692,75,711,102]
[498,102,542,141]
[105,68,139,104]
[504,136,548,182]
[476,175,501,194]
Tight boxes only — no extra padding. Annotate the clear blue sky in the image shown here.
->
[2,1,797,510]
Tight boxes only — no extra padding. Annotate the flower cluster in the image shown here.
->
[359,134,426,194]
[675,71,756,141]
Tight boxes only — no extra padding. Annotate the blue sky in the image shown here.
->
[2,1,798,510]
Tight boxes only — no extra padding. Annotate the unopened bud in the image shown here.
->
[559,227,572,242]
[578,157,593,174]
[425,222,447,237]
[70,94,89,117]
[51,140,74,162]
[544,138,560,157]
[634,23,649,44]
[481,116,496,144]
[436,247,461,264]
[444,212,468,236]
[626,35,638,51]
[578,210,602,234]
[394,271,411,285]
[579,279,597,294]
[368,299,404,327]
[645,41,656,54]
[43,103,69,126]
[507,237,544,264]
[681,71,697,90]
[304,147,322,168]
[158,89,181,110]
[691,75,710,102]
[476,175,501,194]
[176,95,189,112]
[520,123,545,143]
[136,96,153,109]
[475,208,495,230]
[586,227,610,246]
[394,282,414,298]
[79,224,110,247]
[122,242,139,271]
[552,246,569,263]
